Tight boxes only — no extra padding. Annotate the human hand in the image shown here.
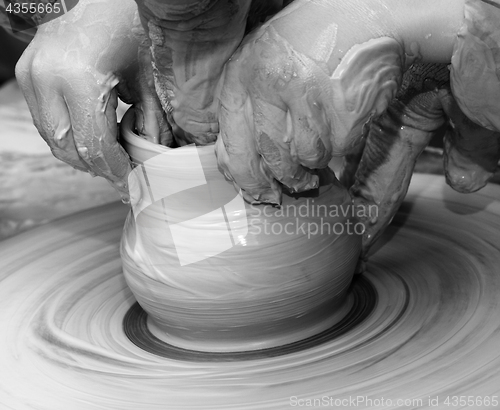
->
[216,0,413,204]
[350,0,500,261]
[15,0,171,202]
[133,0,283,145]
[215,0,500,261]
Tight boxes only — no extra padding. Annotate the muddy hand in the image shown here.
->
[15,0,169,202]
[216,0,500,265]
[351,0,500,265]
[134,0,283,146]
[215,0,462,204]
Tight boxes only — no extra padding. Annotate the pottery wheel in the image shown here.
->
[1,174,500,409]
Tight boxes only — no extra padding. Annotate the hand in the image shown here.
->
[216,0,416,204]
[215,0,500,262]
[133,0,284,145]
[15,0,171,201]
[349,64,500,268]
[350,0,500,261]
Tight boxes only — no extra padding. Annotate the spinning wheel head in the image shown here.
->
[1,174,500,408]
[123,275,376,361]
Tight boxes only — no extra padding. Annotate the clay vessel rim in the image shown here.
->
[119,108,215,156]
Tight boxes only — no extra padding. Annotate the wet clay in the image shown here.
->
[1,175,500,408]
[120,108,360,352]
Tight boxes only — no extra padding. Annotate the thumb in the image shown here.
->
[61,69,133,202]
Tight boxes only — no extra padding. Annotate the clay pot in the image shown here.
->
[119,108,361,352]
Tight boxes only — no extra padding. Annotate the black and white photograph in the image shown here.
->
[0,0,500,408]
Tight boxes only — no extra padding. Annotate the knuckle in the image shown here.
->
[14,52,33,83]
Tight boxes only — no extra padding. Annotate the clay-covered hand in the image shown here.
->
[350,0,500,261]
[216,0,500,258]
[216,0,422,204]
[134,0,283,145]
[15,0,171,201]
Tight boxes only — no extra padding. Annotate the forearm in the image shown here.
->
[135,0,252,144]
[351,83,447,255]
[267,0,465,75]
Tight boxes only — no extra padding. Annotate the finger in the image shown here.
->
[251,97,319,194]
[250,25,334,170]
[439,88,500,193]
[131,41,174,146]
[59,70,133,200]
[333,138,366,189]
[217,97,281,205]
[449,0,500,132]
[282,80,334,170]
[216,61,281,205]
[136,0,252,145]
[351,91,446,257]
[235,26,331,196]
[134,98,174,147]
[15,44,41,131]
[18,52,90,173]
[33,90,90,173]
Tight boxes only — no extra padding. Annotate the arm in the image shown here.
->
[352,0,500,259]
